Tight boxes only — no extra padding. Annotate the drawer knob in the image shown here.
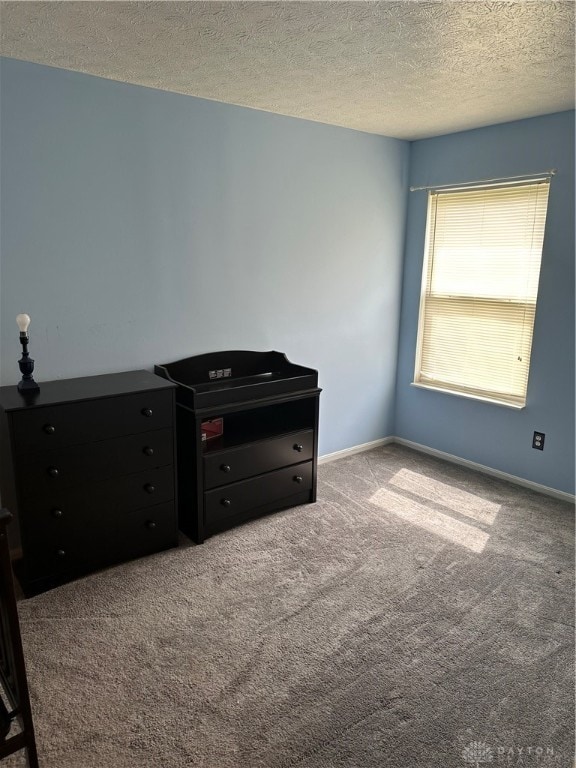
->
[141,408,153,418]
[221,498,231,507]
[47,466,60,478]
[294,444,303,452]
[143,446,154,456]
[144,483,156,494]
[146,520,157,530]
[51,508,64,518]
[293,475,303,484]
[220,464,231,473]
[56,549,66,558]
[43,424,56,435]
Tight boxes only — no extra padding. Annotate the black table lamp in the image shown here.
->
[16,314,40,393]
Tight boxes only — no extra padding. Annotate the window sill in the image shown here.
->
[410,382,525,410]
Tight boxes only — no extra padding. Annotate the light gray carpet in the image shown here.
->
[4,445,575,768]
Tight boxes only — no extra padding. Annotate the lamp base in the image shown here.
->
[17,337,40,394]
[17,378,40,393]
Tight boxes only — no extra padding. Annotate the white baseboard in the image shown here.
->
[392,437,575,504]
[319,435,575,504]
[318,437,394,465]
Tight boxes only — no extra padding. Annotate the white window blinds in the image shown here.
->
[414,179,550,407]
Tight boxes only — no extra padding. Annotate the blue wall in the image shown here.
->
[0,58,409,457]
[1,60,573,493]
[395,112,575,494]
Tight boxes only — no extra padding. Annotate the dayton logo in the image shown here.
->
[462,741,494,766]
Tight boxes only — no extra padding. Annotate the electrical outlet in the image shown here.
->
[532,431,545,450]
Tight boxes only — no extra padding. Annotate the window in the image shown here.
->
[413,179,550,408]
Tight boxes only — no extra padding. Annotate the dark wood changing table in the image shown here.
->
[155,350,321,543]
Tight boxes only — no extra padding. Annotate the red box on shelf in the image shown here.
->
[201,418,223,442]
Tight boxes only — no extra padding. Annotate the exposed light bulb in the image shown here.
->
[16,314,31,334]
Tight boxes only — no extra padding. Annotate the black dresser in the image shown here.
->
[0,370,178,595]
[155,350,321,543]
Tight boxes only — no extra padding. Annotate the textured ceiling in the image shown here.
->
[0,1,574,140]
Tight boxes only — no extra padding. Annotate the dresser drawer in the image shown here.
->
[23,501,178,580]
[204,460,312,525]
[17,429,174,498]
[19,466,175,535]
[11,389,173,454]
[204,429,314,490]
